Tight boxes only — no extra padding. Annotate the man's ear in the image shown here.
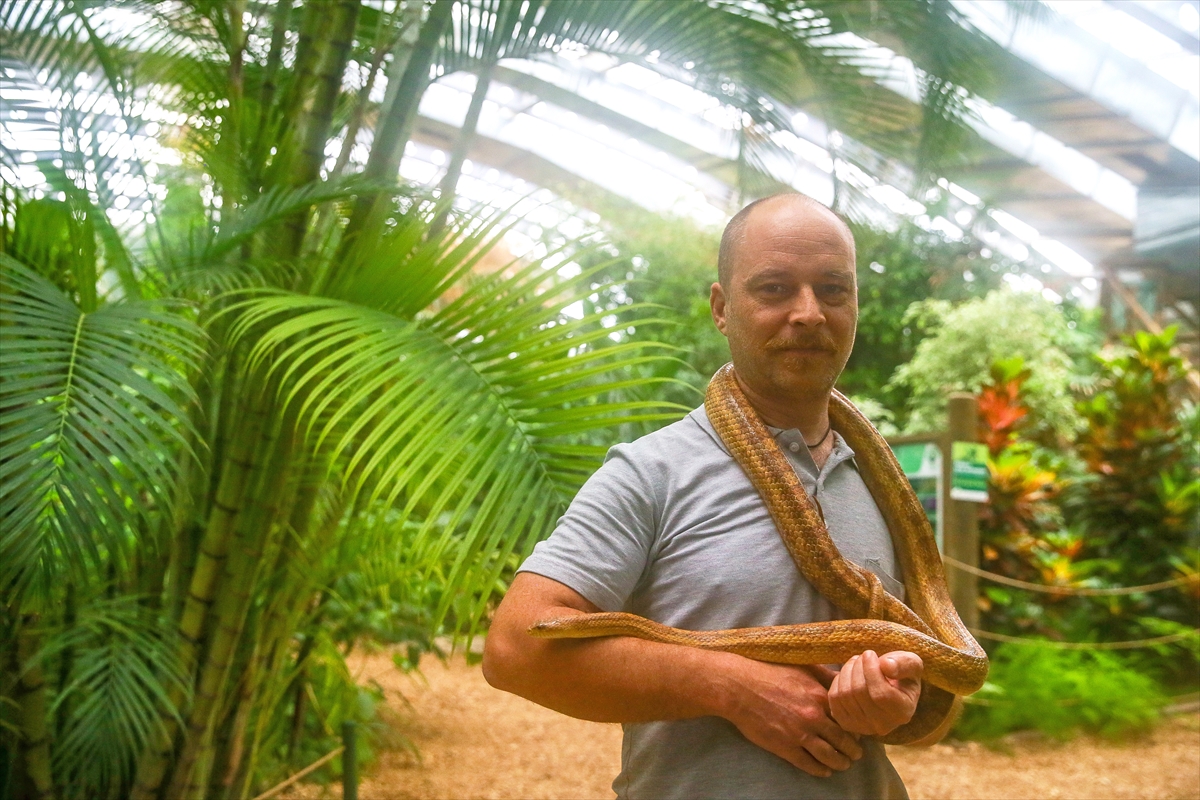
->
[710,282,728,336]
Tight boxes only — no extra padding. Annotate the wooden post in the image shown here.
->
[342,721,357,800]
[943,393,980,630]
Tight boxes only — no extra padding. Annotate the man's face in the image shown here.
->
[710,199,858,402]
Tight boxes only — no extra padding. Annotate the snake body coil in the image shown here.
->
[530,364,988,744]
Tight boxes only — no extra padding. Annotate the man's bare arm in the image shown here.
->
[482,572,863,778]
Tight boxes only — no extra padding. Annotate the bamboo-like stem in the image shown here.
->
[250,0,293,184]
[336,0,453,262]
[205,347,241,516]
[279,0,363,258]
[221,0,248,217]
[54,583,76,741]
[331,21,393,180]
[211,619,261,799]
[296,0,362,187]
[131,384,272,800]
[172,415,298,797]
[15,616,53,799]
[263,0,328,190]
[428,60,496,239]
[221,448,310,788]
[305,40,390,265]
[237,455,342,794]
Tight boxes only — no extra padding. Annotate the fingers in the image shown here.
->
[846,654,875,728]
[831,652,915,737]
[801,731,853,773]
[784,745,836,779]
[829,656,874,737]
[862,650,894,707]
[880,651,923,682]
[804,663,839,689]
[812,711,864,763]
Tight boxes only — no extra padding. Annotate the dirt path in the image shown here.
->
[284,649,1200,800]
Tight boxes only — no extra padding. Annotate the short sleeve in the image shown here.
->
[517,442,659,612]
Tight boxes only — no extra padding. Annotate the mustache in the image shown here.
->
[766,333,838,352]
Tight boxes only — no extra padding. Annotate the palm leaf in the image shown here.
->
[224,211,686,632]
[31,597,192,798]
[0,258,204,597]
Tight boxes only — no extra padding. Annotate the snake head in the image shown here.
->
[527,617,570,637]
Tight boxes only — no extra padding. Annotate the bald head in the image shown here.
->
[717,193,855,288]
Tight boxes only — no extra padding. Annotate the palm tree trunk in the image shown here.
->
[130,386,273,800]
[261,0,329,191]
[54,584,75,741]
[280,0,363,258]
[330,27,392,180]
[428,60,496,239]
[250,0,293,185]
[169,418,298,797]
[211,637,258,800]
[14,617,53,799]
[337,0,454,261]
[234,458,340,795]
[221,0,248,216]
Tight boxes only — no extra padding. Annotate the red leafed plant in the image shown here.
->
[977,356,1032,457]
[975,356,1091,632]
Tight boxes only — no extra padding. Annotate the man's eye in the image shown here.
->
[761,283,786,294]
[821,284,849,295]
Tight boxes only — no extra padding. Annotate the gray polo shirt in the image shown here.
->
[518,405,909,800]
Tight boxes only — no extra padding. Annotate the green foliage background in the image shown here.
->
[1,1,1196,795]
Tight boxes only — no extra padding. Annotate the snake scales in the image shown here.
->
[529,363,988,745]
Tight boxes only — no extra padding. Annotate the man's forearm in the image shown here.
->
[482,575,865,777]
[482,604,739,724]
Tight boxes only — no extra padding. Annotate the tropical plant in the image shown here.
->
[971,358,1086,638]
[1064,328,1200,637]
[956,644,1167,741]
[839,216,1007,405]
[977,356,1032,457]
[890,286,1098,439]
[968,333,1198,688]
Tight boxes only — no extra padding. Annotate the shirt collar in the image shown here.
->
[766,425,857,489]
[689,405,858,487]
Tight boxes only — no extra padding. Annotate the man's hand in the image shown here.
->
[828,650,923,737]
[716,658,863,778]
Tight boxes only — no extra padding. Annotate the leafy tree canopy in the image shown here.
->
[891,287,1101,440]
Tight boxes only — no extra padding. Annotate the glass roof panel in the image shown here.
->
[4,4,1131,298]
[1043,0,1200,98]
[955,0,1200,160]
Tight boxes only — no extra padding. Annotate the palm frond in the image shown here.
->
[224,214,686,632]
[0,258,204,597]
[32,597,192,798]
[150,176,400,296]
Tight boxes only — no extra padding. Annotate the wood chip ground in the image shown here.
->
[282,649,1200,800]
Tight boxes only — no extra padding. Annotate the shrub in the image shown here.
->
[889,287,1095,440]
[955,644,1167,741]
[1068,328,1200,593]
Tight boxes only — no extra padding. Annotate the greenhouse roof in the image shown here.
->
[3,0,1197,310]
[394,1,1198,298]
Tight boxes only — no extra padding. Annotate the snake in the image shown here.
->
[528,363,988,745]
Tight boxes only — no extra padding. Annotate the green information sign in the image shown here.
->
[890,442,942,550]
[951,441,989,503]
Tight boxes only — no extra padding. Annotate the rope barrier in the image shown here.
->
[251,745,345,800]
[969,628,1196,650]
[943,556,1194,596]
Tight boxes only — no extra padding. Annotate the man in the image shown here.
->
[483,193,924,799]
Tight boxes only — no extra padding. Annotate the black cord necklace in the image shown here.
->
[804,425,832,449]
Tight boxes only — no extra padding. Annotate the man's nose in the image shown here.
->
[787,285,826,326]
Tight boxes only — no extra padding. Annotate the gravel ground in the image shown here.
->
[282,650,1200,800]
